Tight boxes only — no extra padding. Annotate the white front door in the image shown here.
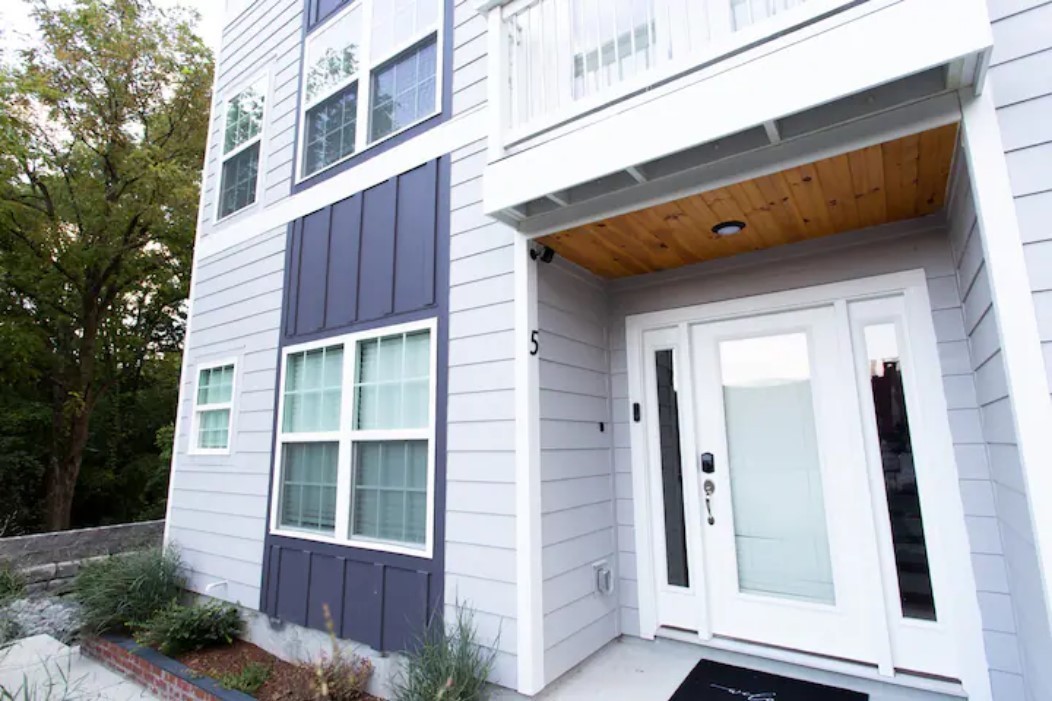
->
[629,275,975,682]
[689,305,886,663]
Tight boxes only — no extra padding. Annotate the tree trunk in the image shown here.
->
[43,401,93,532]
[43,302,100,532]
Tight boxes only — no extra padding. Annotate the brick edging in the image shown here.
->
[81,636,256,701]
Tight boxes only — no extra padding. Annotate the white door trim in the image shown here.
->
[625,269,993,700]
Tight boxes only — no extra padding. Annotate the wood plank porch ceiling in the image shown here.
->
[536,123,959,279]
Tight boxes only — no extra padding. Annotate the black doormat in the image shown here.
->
[669,660,869,700]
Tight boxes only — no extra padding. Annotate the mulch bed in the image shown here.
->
[176,639,379,701]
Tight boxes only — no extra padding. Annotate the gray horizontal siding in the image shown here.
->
[199,0,302,240]
[168,225,287,608]
[987,2,1052,697]
[442,1,515,686]
[537,261,618,684]
[445,131,518,687]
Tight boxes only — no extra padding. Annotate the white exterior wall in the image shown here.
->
[604,222,1016,698]
[948,159,1036,700]
[445,135,520,688]
[441,0,522,689]
[985,3,1052,698]
[166,0,302,607]
[537,262,618,683]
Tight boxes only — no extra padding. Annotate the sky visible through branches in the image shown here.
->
[1,0,224,54]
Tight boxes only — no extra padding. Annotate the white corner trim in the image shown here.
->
[196,105,488,260]
[960,88,1052,648]
[514,235,545,694]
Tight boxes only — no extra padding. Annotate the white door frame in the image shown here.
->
[625,269,992,699]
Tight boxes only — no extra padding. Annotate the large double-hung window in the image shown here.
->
[272,320,436,557]
[299,0,442,179]
[217,76,267,220]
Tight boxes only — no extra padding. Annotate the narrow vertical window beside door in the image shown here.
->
[655,350,689,588]
[863,324,936,621]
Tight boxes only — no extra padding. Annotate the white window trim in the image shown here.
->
[295,0,446,183]
[214,71,270,224]
[269,317,439,560]
[188,357,239,456]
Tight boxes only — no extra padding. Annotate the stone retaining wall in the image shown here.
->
[0,520,164,595]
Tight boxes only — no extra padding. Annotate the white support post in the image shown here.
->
[514,234,545,695]
[960,88,1052,642]
[487,7,510,162]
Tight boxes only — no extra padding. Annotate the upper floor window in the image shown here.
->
[272,320,437,557]
[300,0,442,180]
[191,361,237,454]
[218,76,267,220]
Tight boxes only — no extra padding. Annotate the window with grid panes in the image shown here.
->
[194,363,236,451]
[273,325,434,552]
[299,0,441,179]
[218,78,266,219]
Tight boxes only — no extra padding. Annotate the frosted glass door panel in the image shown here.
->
[719,332,834,604]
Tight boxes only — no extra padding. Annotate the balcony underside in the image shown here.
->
[537,123,958,279]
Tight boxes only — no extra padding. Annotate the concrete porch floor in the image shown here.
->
[491,636,969,701]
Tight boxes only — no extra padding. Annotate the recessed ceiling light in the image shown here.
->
[712,220,746,237]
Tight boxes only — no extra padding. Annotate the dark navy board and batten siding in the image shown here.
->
[260,157,450,654]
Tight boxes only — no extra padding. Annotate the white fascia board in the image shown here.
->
[482,0,993,215]
[195,105,488,261]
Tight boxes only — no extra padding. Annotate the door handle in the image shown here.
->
[700,452,715,474]
[703,479,715,525]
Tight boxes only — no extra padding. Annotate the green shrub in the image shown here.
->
[133,601,243,656]
[73,548,185,633]
[391,605,496,701]
[215,661,271,695]
[0,566,23,605]
[309,604,373,700]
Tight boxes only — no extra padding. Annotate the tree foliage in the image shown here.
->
[0,0,213,532]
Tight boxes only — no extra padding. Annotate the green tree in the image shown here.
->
[0,0,213,531]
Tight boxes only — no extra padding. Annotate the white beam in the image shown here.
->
[961,88,1052,659]
[763,120,782,144]
[514,235,545,695]
[546,192,570,207]
[625,166,648,184]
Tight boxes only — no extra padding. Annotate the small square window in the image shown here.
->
[283,345,344,433]
[354,330,430,430]
[193,363,236,452]
[218,142,260,219]
[351,440,427,544]
[279,442,339,534]
[304,3,362,104]
[304,84,359,177]
[369,39,437,143]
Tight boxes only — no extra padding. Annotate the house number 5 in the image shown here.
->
[530,330,540,356]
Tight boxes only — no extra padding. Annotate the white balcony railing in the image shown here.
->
[499,0,857,143]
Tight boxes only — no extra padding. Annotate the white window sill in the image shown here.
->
[269,527,433,559]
